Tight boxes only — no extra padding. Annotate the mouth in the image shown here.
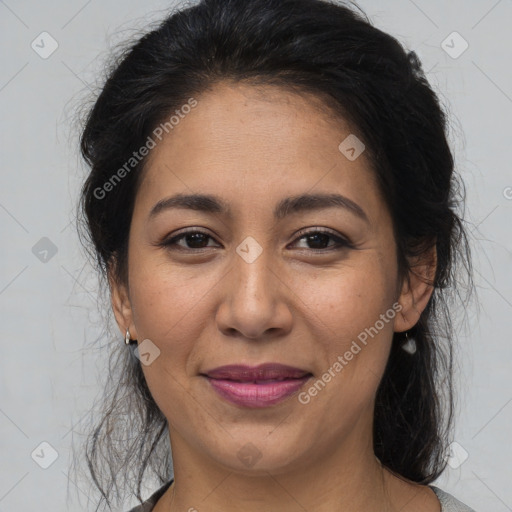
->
[200,363,313,408]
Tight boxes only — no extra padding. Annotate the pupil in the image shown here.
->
[308,233,329,249]
[187,233,207,248]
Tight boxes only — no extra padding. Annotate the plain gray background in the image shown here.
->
[1,0,511,510]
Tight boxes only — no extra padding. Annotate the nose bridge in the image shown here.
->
[233,234,275,300]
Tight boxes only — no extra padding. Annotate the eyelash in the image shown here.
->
[159,227,352,253]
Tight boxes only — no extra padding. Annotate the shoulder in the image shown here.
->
[124,481,476,512]
[125,479,174,512]
[429,485,477,512]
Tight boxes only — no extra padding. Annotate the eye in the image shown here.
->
[290,228,352,251]
[160,229,220,251]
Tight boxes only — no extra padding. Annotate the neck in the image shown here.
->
[164,432,400,512]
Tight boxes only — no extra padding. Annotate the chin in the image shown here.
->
[204,428,308,476]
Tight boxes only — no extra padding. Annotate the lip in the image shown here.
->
[201,363,313,408]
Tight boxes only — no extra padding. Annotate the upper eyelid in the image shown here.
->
[294,226,346,239]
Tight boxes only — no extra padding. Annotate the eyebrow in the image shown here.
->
[148,192,369,224]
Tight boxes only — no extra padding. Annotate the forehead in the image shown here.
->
[137,81,380,221]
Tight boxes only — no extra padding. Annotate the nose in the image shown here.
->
[215,240,293,341]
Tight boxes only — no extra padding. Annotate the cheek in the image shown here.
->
[128,249,218,343]
[302,255,396,335]
[127,266,213,418]
[299,255,397,389]
[125,262,214,411]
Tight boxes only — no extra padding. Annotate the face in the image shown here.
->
[111,81,432,476]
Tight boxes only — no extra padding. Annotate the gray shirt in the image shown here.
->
[126,480,477,511]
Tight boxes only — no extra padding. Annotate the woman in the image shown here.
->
[77,0,476,510]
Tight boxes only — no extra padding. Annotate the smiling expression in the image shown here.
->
[110,80,428,475]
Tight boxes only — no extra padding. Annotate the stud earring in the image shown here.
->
[125,328,137,345]
[401,331,417,355]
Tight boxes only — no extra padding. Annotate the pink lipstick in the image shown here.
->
[201,363,312,408]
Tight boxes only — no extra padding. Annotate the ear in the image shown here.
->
[394,243,437,333]
[108,258,139,340]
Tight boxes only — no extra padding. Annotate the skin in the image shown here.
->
[110,81,439,511]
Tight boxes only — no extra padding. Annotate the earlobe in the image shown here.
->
[108,261,138,340]
[394,244,437,333]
